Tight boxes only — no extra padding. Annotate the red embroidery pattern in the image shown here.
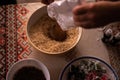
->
[0,4,32,80]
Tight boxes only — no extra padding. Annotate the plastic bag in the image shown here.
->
[47,0,96,30]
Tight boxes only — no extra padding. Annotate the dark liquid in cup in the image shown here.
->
[13,66,46,80]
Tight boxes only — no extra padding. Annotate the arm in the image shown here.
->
[73,1,120,28]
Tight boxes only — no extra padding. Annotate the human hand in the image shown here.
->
[73,1,119,29]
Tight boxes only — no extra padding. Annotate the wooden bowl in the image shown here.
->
[26,4,82,54]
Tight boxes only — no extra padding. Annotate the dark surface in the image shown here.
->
[0,0,41,5]
[13,66,46,80]
[0,0,17,5]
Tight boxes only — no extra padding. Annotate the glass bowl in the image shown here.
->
[60,56,119,80]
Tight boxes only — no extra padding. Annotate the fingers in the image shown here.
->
[72,5,88,15]
[73,5,90,23]
[74,21,97,29]
[73,10,95,22]
[72,3,98,28]
[73,14,89,22]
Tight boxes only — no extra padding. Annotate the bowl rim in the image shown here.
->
[26,6,82,54]
[6,58,50,80]
[59,56,119,80]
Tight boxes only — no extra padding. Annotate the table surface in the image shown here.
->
[29,28,110,80]
[27,2,110,80]
[0,1,120,80]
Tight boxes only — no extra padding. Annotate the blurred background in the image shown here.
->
[0,0,42,5]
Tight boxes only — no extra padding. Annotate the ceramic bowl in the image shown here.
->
[60,56,119,80]
[26,5,82,54]
[6,58,50,80]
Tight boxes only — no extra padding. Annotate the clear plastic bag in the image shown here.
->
[47,0,96,30]
[47,0,80,30]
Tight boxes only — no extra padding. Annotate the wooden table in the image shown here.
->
[0,1,119,80]
[27,3,111,80]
